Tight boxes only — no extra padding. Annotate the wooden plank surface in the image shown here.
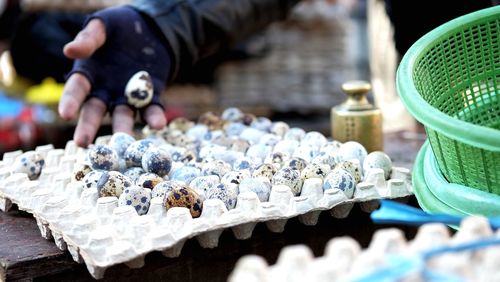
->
[1,199,420,282]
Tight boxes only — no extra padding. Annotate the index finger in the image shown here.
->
[63,19,106,59]
[58,73,91,120]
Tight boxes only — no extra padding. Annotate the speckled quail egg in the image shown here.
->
[246,144,272,163]
[202,160,232,178]
[82,170,105,190]
[337,141,368,164]
[141,147,172,177]
[189,175,220,197]
[123,167,145,183]
[252,163,278,181]
[301,131,328,148]
[335,161,362,183]
[96,171,133,197]
[118,186,151,215]
[264,152,288,167]
[239,177,271,202]
[221,170,250,185]
[241,113,257,126]
[108,132,135,158]
[272,167,303,196]
[71,162,92,182]
[186,124,209,142]
[292,144,318,163]
[163,186,203,218]
[230,139,251,153]
[270,121,289,137]
[284,157,308,171]
[221,107,244,122]
[178,150,198,164]
[233,156,256,171]
[363,151,393,179]
[283,127,306,141]
[136,172,163,189]
[224,122,247,137]
[250,117,272,132]
[141,125,168,139]
[198,144,226,162]
[170,165,201,184]
[13,151,45,180]
[320,141,342,154]
[88,144,120,171]
[311,151,339,169]
[258,134,281,147]
[273,139,299,156]
[168,117,195,132]
[151,180,182,199]
[124,70,153,108]
[300,163,331,180]
[198,112,224,131]
[203,130,224,143]
[124,139,155,167]
[206,183,238,210]
[171,132,196,148]
[323,168,356,198]
[240,127,266,145]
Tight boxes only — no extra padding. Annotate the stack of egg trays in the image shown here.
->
[0,141,412,280]
[229,216,500,282]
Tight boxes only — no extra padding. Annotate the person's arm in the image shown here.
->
[60,0,300,148]
[131,0,300,81]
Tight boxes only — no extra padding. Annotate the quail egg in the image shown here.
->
[323,168,356,198]
[272,167,303,196]
[206,183,238,210]
[13,151,45,180]
[124,139,155,167]
[118,186,151,215]
[363,151,392,179]
[151,180,182,199]
[108,132,135,158]
[136,172,163,189]
[163,186,203,218]
[124,70,153,108]
[239,177,271,202]
[96,171,133,197]
[88,144,120,171]
[141,147,172,177]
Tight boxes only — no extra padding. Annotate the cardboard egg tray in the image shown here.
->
[230,216,500,282]
[0,141,412,280]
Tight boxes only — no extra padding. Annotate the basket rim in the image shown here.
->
[397,5,500,152]
[422,141,500,214]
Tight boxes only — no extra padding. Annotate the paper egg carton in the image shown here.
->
[229,216,500,282]
[0,139,412,280]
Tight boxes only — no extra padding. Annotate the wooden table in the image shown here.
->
[0,130,426,282]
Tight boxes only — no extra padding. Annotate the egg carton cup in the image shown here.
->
[229,216,500,282]
[0,142,412,280]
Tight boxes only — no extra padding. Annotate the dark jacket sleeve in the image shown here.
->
[129,0,300,82]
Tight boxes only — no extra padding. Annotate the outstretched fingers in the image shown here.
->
[73,97,107,147]
[59,73,91,120]
[143,104,167,130]
[112,105,135,135]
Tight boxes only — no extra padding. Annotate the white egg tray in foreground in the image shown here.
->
[230,216,500,282]
[0,143,412,280]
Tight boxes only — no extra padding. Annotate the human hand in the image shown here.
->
[59,6,170,147]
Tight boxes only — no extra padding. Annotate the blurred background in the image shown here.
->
[0,0,494,156]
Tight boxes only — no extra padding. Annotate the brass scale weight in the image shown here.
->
[331,80,383,153]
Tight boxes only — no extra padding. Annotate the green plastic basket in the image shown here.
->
[414,141,500,217]
[397,6,500,194]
